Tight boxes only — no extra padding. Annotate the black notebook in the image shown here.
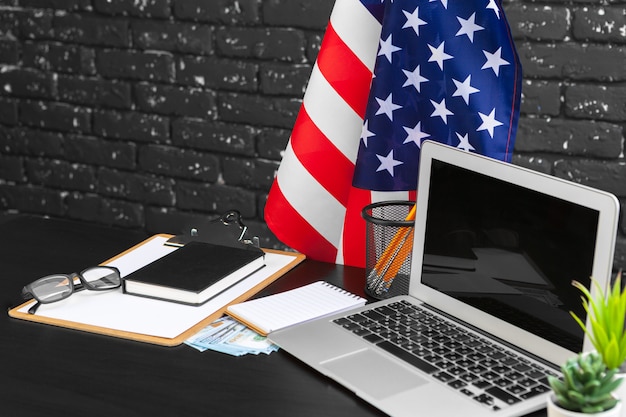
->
[122,241,266,306]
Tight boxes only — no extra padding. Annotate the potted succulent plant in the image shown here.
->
[571,271,626,417]
[547,352,622,416]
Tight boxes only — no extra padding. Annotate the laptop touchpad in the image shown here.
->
[321,349,428,400]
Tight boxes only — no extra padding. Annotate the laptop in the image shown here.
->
[269,140,620,417]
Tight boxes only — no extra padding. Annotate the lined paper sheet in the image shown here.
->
[226,281,367,335]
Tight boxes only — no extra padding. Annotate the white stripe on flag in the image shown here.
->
[330,0,381,70]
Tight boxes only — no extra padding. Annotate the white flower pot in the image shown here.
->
[615,372,626,417]
[547,395,622,417]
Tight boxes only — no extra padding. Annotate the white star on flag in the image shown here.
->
[360,120,376,147]
[403,121,430,146]
[452,75,480,105]
[456,132,475,151]
[376,149,403,175]
[428,41,453,70]
[378,34,401,63]
[486,0,501,19]
[456,13,484,42]
[403,7,427,36]
[431,98,453,124]
[402,65,428,92]
[375,93,402,120]
[482,47,509,76]
[477,108,504,138]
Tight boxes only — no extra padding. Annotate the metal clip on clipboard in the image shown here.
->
[165,210,260,250]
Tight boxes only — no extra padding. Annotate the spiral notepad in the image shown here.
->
[225,281,367,336]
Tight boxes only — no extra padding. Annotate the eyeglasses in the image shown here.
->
[21,266,121,315]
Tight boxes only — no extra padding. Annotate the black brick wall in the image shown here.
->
[0,0,625,271]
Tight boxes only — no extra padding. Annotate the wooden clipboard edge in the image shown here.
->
[8,235,306,347]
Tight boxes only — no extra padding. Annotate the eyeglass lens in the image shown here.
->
[81,267,121,289]
[29,275,73,303]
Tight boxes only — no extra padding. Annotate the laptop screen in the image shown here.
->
[421,158,598,353]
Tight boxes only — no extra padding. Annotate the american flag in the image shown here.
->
[264,0,522,267]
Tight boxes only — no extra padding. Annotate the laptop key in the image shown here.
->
[363,333,384,344]
[485,386,522,405]
[519,384,551,399]
[377,341,438,374]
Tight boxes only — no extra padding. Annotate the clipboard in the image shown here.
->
[8,234,305,346]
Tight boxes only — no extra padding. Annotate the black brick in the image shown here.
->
[14,128,65,157]
[66,192,144,228]
[47,43,96,75]
[138,145,220,182]
[176,181,256,217]
[257,127,290,160]
[565,84,626,121]
[97,168,175,206]
[57,76,132,109]
[0,98,18,125]
[20,101,91,133]
[176,56,258,92]
[554,159,626,197]
[0,184,65,215]
[515,118,623,158]
[219,92,300,128]
[173,0,260,24]
[93,110,170,143]
[215,27,306,62]
[519,43,626,81]
[92,0,171,18]
[25,159,97,192]
[18,10,54,39]
[573,7,626,43]
[223,157,276,190]
[0,68,56,99]
[0,154,23,182]
[97,50,175,82]
[136,83,217,118]
[0,10,20,35]
[506,4,569,41]
[172,119,258,156]
[132,21,212,55]
[262,0,334,30]
[65,135,136,169]
[511,154,553,175]
[53,14,130,47]
[520,80,561,116]
[0,39,18,64]
[306,32,323,63]
[260,63,311,96]
[0,126,19,153]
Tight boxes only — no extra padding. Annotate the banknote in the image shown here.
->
[185,316,279,356]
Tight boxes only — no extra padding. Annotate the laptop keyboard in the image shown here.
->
[332,300,556,411]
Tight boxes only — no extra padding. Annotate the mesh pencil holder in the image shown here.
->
[361,201,415,300]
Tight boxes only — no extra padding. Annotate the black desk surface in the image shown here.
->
[0,216,545,416]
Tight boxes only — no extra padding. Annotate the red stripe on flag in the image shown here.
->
[316,21,372,118]
[264,181,338,263]
[290,106,355,206]
[341,187,372,267]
